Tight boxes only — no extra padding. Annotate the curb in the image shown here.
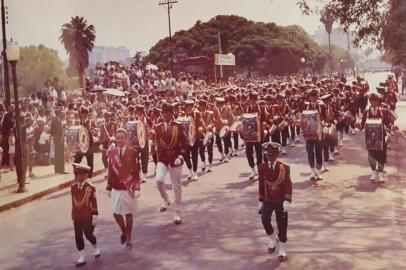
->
[0,168,105,213]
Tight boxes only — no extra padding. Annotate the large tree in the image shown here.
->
[59,16,96,88]
[16,45,78,94]
[146,15,335,75]
[296,0,406,66]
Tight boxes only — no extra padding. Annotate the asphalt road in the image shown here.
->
[1,72,406,270]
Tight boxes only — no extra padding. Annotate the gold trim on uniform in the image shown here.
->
[73,186,93,208]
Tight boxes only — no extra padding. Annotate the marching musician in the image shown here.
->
[106,128,141,250]
[320,94,338,171]
[198,100,214,173]
[154,102,188,224]
[358,93,393,182]
[182,99,201,181]
[229,95,243,156]
[258,142,292,262]
[302,89,326,181]
[71,163,101,267]
[213,97,232,163]
[270,93,291,154]
[135,104,152,183]
[74,107,95,178]
[243,91,265,180]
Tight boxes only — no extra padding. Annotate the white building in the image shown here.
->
[89,46,130,66]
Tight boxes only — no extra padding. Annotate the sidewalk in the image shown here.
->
[0,152,105,212]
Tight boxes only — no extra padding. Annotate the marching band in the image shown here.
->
[66,74,399,266]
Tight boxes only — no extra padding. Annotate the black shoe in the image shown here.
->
[125,243,133,250]
[174,219,182,225]
[279,255,287,262]
[120,234,126,245]
[76,262,86,267]
[160,201,170,212]
[268,247,276,254]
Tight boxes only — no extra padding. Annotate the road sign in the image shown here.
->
[215,53,235,66]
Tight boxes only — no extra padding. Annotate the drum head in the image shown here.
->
[188,117,196,146]
[137,120,146,149]
[203,132,212,146]
[219,126,229,138]
[230,120,241,131]
[78,126,90,153]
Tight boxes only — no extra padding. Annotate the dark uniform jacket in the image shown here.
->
[71,181,98,221]
[154,121,187,166]
[258,160,292,203]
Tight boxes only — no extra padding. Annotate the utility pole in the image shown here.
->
[1,0,10,107]
[218,30,223,80]
[158,0,177,76]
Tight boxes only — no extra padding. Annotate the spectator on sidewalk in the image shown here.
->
[1,105,15,166]
[8,128,15,171]
[50,109,67,174]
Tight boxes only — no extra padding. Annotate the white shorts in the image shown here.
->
[111,189,137,215]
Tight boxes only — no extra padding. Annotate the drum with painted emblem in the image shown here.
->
[66,126,89,153]
[300,110,322,140]
[242,113,261,142]
[365,118,384,150]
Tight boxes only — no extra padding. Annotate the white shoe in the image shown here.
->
[370,171,378,182]
[322,164,329,172]
[351,129,356,135]
[290,142,296,147]
[202,161,207,172]
[316,169,323,180]
[141,173,147,183]
[92,245,101,258]
[268,236,277,253]
[310,168,316,180]
[174,210,182,225]
[329,155,335,161]
[295,138,300,143]
[224,156,230,163]
[282,147,287,155]
[220,153,225,162]
[249,168,257,180]
[378,172,385,182]
[258,202,263,215]
[334,149,339,155]
[192,172,198,181]
[76,250,86,267]
[278,242,287,261]
[207,164,213,172]
[339,141,344,147]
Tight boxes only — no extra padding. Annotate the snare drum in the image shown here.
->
[125,120,146,149]
[66,126,89,153]
[219,125,230,138]
[242,113,261,142]
[278,119,289,131]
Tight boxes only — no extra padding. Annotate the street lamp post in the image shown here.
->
[340,58,344,78]
[7,46,25,192]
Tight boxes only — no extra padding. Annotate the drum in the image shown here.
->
[125,120,146,149]
[176,117,196,146]
[66,126,89,153]
[365,118,384,150]
[219,125,230,138]
[230,120,241,132]
[300,110,322,140]
[242,113,261,142]
[203,132,213,146]
[323,125,338,146]
[278,119,289,131]
[268,124,278,136]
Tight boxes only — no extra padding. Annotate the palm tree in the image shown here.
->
[59,16,96,88]
[320,9,334,73]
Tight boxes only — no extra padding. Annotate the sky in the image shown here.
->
[5,0,325,60]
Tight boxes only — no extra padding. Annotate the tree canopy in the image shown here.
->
[146,15,346,75]
[16,45,78,94]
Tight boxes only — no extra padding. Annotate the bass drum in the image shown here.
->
[242,113,261,142]
[125,120,146,149]
[176,117,196,146]
[66,126,89,153]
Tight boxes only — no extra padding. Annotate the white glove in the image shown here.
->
[174,155,183,166]
[106,190,111,198]
[283,201,291,213]
[222,119,229,125]
[92,216,98,227]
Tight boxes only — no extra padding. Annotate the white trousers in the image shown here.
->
[155,162,182,211]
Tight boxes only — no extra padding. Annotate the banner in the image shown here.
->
[215,53,235,66]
